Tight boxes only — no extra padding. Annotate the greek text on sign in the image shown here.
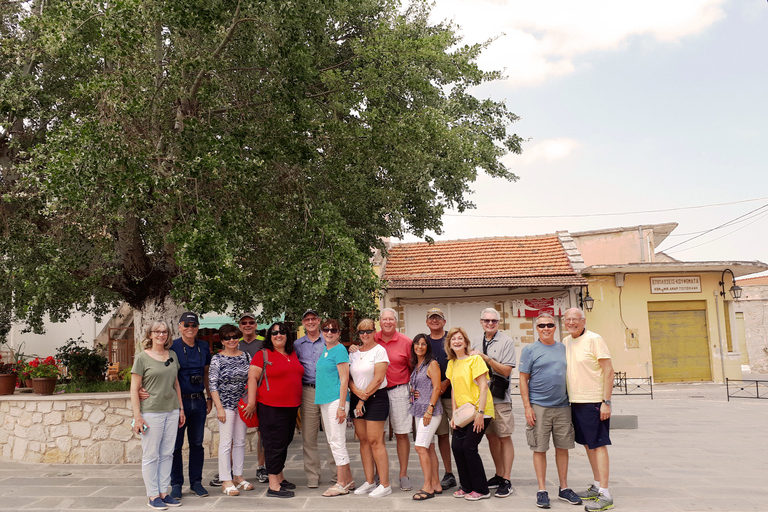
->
[650,276,701,294]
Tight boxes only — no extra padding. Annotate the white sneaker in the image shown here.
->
[354,481,377,495]
[369,484,392,498]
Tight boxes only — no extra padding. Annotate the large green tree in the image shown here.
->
[0,0,522,336]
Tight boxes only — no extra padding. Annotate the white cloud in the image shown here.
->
[430,0,727,87]
[503,137,580,166]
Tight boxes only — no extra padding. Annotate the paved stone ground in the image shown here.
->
[0,380,766,511]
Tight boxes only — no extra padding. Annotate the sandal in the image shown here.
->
[342,481,356,492]
[235,480,254,491]
[413,489,435,500]
[222,485,240,496]
[322,483,349,497]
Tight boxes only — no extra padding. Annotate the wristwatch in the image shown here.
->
[602,399,611,406]
[478,409,484,414]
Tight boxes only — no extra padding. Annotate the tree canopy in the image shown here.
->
[0,0,522,333]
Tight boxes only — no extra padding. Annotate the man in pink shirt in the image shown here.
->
[375,308,413,491]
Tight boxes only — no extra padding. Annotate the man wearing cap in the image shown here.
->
[170,312,212,499]
[425,308,456,490]
[375,307,414,491]
[294,309,336,488]
[471,307,516,498]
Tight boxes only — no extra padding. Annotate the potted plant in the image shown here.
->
[29,356,61,395]
[0,354,17,395]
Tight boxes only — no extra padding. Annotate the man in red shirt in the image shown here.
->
[375,308,413,491]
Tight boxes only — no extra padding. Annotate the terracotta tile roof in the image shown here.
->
[737,275,768,286]
[384,236,587,289]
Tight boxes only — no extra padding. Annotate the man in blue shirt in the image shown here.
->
[294,309,335,488]
[425,308,456,490]
[170,312,212,499]
[519,312,581,509]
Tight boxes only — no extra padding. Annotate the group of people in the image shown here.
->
[129,306,615,511]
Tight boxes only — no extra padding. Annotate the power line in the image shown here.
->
[661,202,768,252]
[666,209,768,254]
[443,196,768,219]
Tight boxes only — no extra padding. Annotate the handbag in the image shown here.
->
[483,336,509,399]
[452,402,476,428]
[237,349,271,428]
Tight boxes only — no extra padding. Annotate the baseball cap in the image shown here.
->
[426,308,445,320]
[179,312,199,325]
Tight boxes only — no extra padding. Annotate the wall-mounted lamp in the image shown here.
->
[719,268,742,300]
[579,286,595,312]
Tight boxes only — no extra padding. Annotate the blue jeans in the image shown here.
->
[171,397,206,487]
[141,410,179,496]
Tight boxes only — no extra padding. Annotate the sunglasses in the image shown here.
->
[221,335,240,341]
[322,328,340,334]
[358,329,374,335]
[240,320,255,326]
[164,357,175,367]
[481,319,499,324]
[270,329,288,336]
[151,331,168,336]
[182,322,199,328]
[537,323,556,329]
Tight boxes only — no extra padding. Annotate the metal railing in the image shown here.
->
[726,378,768,401]
[613,371,653,399]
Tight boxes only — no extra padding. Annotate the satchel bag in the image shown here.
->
[483,336,509,399]
[237,349,271,428]
[452,402,476,428]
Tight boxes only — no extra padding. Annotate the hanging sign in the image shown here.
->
[512,297,568,317]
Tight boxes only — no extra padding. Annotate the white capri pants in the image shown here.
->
[319,399,350,465]
[414,414,441,448]
[218,408,247,481]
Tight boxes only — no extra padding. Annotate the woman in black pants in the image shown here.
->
[244,322,304,498]
[445,327,495,501]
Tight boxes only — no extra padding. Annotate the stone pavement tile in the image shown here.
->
[666,497,764,511]
[75,478,146,487]
[90,486,150,497]
[0,477,85,487]
[25,496,131,509]
[0,497,47,510]
[1,486,104,497]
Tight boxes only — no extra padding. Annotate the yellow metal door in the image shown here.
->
[648,308,712,382]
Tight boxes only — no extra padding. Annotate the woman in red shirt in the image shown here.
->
[244,322,304,498]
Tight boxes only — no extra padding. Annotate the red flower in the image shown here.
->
[29,358,40,368]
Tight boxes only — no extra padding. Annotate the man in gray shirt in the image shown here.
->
[470,307,516,498]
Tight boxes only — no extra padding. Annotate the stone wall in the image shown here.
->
[734,285,768,374]
[0,392,257,464]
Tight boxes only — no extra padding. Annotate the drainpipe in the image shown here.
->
[713,290,726,383]
[638,226,645,262]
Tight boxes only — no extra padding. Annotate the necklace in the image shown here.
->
[276,351,290,362]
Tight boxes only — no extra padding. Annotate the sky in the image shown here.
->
[397,0,768,273]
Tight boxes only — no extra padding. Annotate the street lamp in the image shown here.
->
[719,268,742,300]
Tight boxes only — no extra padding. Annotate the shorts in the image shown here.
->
[350,388,389,422]
[414,414,441,448]
[487,402,515,437]
[525,404,574,452]
[387,384,413,435]
[435,397,453,436]
[571,403,611,449]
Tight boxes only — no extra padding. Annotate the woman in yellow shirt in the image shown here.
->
[445,327,494,501]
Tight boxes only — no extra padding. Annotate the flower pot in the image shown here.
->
[0,373,16,395]
[31,377,57,395]
[24,379,33,388]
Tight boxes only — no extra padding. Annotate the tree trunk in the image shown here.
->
[134,296,187,345]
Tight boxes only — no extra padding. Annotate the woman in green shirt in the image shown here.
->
[131,320,185,510]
